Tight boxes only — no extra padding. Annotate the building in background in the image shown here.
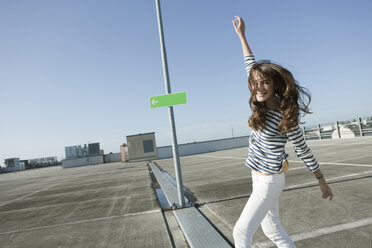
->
[62,142,104,168]
[126,132,158,161]
[1,157,60,173]
[120,144,128,163]
[27,157,59,168]
[3,158,21,173]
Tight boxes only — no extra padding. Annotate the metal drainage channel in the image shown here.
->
[148,162,232,248]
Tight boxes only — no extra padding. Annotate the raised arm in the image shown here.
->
[233,16,255,77]
[232,16,253,57]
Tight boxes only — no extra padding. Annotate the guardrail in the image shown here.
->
[302,117,372,140]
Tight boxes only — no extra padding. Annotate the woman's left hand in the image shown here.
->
[232,16,245,37]
[319,180,333,201]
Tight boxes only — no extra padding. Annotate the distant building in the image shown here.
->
[27,156,59,168]
[3,158,21,172]
[65,143,101,159]
[62,143,104,168]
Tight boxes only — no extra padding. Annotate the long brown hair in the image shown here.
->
[248,61,312,133]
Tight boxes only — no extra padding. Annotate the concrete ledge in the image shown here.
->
[157,136,249,159]
[62,156,104,168]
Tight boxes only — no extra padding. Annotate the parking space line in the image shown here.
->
[287,166,306,171]
[0,209,161,235]
[199,155,372,169]
[200,155,372,169]
[201,204,234,230]
[331,154,372,163]
[254,217,372,248]
[288,160,372,168]
[0,195,130,214]
[285,170,372,190]
[307,137,372,146]
[0,171,93,208]
[198,155,246,160]
[347,139,372,145]
[0,183,60,208]
[320,162,372,167]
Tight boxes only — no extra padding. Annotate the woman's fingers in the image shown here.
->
[232,16,245,35]
[328,189,334,201]
[232,19,238,27]
[320,183,333,201]
[232,20,237,28]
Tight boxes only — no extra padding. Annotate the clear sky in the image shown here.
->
[1,0,372,164]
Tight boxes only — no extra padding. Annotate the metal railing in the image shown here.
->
[302,116,372,140]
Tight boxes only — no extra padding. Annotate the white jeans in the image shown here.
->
[233,171,296,248]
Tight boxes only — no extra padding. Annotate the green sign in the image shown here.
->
[150,92,187,108]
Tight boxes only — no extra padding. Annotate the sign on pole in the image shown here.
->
[150,92,187,108]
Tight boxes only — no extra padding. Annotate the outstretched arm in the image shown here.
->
[233,16,255,77]
[286,125,333,201]
[232,16,253,57]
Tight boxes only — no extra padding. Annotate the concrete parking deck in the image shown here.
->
[0,162,171,247]
[1,136,372,247]
[154,136,372,248]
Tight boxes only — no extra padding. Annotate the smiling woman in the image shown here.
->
[231,16,333,248]
[250,72,275,103]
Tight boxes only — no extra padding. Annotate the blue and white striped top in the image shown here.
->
[244,55,320,174]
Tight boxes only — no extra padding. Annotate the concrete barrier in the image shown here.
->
[157,135,249,159]
[103,153,122,163]
[62,156,104,168]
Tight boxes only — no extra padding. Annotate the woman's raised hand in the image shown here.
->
[232,16,252,56]
[232,16,245,37]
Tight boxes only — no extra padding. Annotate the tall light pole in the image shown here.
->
[154,0,185,207]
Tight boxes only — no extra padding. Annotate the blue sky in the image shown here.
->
[1,0,372,164]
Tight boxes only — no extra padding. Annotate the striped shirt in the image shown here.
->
[244,55,320,174]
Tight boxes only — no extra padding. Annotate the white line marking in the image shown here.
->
[0,209,161,235]
[284,170,372,190]
[347,139,372,145]
[0,171,93,208]
[0,195,130,214]
[320,162,372,167]
[254,217,372,248]
[288,166,306,171]
[0,183,59,207]
[198,155,246,160]
[199,156,372,171]
[302,137,372,147]
[201,205,234,230]
[332,154,372,163]
[200,156,372,168]
[288,160,372,168]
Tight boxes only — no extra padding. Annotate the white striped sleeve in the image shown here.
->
[286,125,320,172]
[244,55,256,77]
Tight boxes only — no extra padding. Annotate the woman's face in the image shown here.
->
[252,72,275,103]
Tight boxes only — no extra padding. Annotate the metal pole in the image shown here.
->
[358,117,363,137]
[318,124,322,140]
[336,121,341,138]
[231,123,235,138]
[155,0,185,207]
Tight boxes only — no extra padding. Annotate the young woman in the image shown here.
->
[231,16,333,248]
